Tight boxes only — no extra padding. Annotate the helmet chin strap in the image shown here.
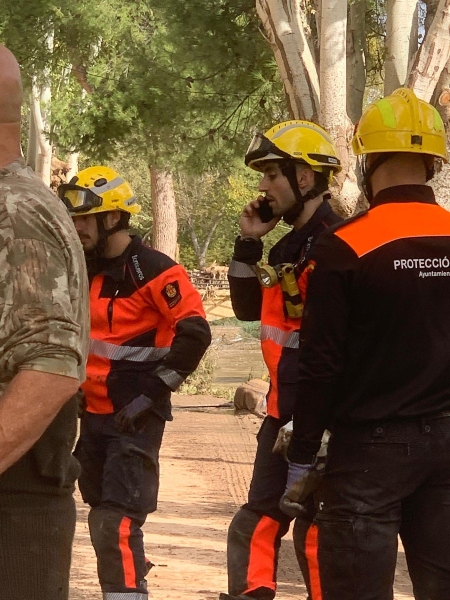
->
[84,213,124,276]
[361,154,392,204]
[281,161,328,225]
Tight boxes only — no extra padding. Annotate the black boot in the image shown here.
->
[219,590,275,600]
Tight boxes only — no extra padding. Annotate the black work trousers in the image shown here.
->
[309,413,450,600]
[74,411,165,597]
[0,493,75,600]
[226,415,313,599]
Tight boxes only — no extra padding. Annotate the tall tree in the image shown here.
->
[406,0,450,101]
[256,0,320,120]
[255,0,450,213]
[384,0,418,94]
[346,0,366,123]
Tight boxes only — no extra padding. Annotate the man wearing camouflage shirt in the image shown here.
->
[0,45,89,599]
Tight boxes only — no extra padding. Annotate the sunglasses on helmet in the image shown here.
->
[244,132,293,166]
[57,184,103,213]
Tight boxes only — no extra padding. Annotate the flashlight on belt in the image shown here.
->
[257,263,303,318]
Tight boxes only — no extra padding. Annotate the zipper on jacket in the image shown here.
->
[107,286,120,332]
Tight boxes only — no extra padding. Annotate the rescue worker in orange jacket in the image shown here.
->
[58,167,211,600]
[285,89,450,600]
[221,121,342,600]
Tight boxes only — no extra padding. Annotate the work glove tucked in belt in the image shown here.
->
[279,462,314,518]
[279,429,330,518]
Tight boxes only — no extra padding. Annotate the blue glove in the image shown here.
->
[279,462,313,518]
[115,394,154,434]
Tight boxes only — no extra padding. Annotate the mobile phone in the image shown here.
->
[256,197,275,223]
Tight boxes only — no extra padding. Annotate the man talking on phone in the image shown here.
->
[221,121,342,600]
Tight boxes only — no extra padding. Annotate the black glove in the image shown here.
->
[115,394,154,434]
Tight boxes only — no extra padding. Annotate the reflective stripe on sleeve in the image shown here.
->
[260,325,299,348]
[90,339,170,362]
[228,260,258,278]
[154,366,185,391]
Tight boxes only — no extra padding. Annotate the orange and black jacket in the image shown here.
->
[288,185,450,463]
[82,236,211,417]
[228,200,342,420]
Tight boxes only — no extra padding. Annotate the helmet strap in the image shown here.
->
[83,214,129,277]
[281,161,329,225]
[361,153,392,204]
[97,211,129,241]
[362,153,434,204]
[425,161,435,182]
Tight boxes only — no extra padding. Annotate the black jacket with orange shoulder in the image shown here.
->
[288,185,450,463]
[228,200,342,419]
[82,236,211,416]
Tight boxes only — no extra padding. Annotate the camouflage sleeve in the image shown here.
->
[0,237,86,380]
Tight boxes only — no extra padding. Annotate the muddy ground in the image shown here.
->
[69,328,415,599]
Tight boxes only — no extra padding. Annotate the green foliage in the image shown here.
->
[211,317,261,339]
[175,160,286,269]
[0,0,288,264]
[176,163,253,268]
[0,0,285,171]
[365,0,387,88]
[178,344,218,395]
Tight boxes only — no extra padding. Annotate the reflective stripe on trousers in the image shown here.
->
[103,593,148,599]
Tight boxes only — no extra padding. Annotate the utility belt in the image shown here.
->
[332,411,450,442]
[256,262,303,318]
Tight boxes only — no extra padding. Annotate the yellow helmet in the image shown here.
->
[245,120,342,183]
[352,88,448,161]
[58,166,141,216]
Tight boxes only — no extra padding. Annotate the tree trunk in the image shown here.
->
[346,0,366,123]
[31,80,52,186]
[256,0,320,119]
[424,0,441,32]
[186,211,223,269]
[29,31,54,185]
[150,167,178,260]
[320,0,360,216]
[26,95,37,171]
[66,152,79,181]
[406,0,450,101]
[384,0,418,94]
[426,58,450,209]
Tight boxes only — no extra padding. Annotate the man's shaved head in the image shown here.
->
[0,45,22,124]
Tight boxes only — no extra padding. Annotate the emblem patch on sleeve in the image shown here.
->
[162,280,182,308]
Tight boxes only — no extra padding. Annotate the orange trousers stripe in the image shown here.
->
[245,515,280,593]
[118,517,136,589]
[305,524,323,600]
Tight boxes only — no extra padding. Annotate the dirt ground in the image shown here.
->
[69,392,416,600]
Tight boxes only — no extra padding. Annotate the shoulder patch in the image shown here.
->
[162,280,182,308]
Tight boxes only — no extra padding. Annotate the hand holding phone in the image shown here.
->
[255,197,275,223]
[239,196,278,239]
